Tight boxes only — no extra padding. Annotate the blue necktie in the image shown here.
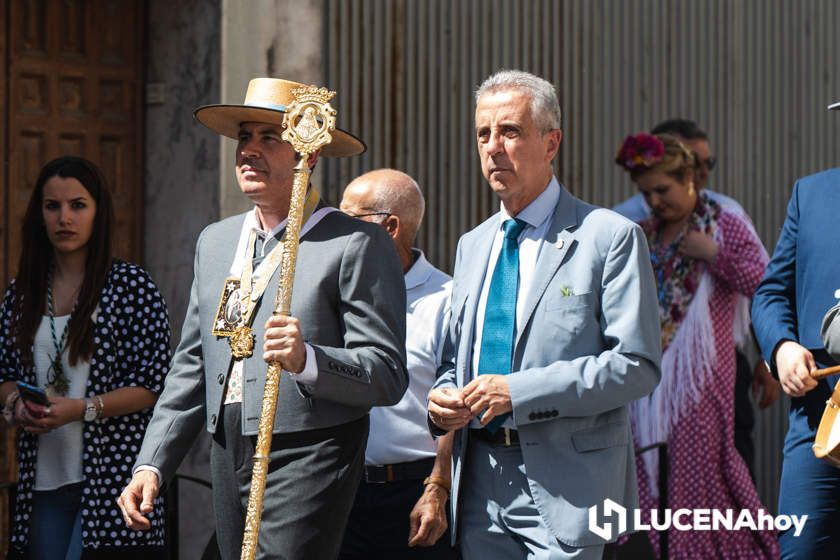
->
[477,218,527,433]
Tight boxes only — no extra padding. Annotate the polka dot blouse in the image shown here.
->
[0,261,172,552]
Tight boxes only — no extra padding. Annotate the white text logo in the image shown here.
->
[588,499,807,540]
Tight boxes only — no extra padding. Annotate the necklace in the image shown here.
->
[45,269,76,395]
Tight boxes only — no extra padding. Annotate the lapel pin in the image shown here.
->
[555,239,564,250]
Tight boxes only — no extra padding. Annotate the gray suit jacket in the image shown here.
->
[136,210,409,482]
[434,185,661,547]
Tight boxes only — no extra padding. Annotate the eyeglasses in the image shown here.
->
[344,211,391,220]
[695,155,717,171]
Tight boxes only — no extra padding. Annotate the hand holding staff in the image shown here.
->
[240,86,338,560]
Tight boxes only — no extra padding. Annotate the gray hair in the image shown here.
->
[475,70,562,132]
[350,169,426,241]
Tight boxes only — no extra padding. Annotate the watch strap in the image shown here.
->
[83,398,98,422]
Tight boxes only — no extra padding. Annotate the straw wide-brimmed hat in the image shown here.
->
[194,78,366,157]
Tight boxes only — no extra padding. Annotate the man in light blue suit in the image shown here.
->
[427,70,661,559]
[751,100,840,559]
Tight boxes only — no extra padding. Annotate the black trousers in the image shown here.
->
[210,403,368,560]
[339,477,460,560]
[733,349,756,482]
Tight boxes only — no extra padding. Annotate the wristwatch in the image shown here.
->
[83,398,99,422]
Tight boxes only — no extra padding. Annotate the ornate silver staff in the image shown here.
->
[240,86,338,560]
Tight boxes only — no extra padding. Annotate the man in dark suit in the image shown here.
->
[118,78,409,559]
[427,70,661,559]
[751,100,840,558]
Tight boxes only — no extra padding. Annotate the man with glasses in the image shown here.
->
[613,117,779,481]
[339,169,458,559]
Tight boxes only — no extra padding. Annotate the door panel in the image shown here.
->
[0,1,145,553]
[4,0,144,281]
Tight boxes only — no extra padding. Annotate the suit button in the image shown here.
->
[210,413,217,425]
[217,373,225,385]
[529,412,537,421]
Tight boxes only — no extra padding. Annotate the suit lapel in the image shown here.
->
[516,188,578,348]
[458,217,498,385]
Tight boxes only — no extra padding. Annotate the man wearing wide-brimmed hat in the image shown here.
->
[752,99,840,558]
[118,78,409,559]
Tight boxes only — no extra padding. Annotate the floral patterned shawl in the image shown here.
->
[641,193,722,352]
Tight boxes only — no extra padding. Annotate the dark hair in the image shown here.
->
[14,156,114,366]
[650,118,708,141]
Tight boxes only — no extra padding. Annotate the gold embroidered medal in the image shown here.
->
[212,279,243,337]
[213,278,255,358]
[211,187,321,361]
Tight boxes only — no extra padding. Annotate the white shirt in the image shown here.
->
[366,251,452,465]
[469,177,561,428]
[227,207,338,389]
[33,315,90,490]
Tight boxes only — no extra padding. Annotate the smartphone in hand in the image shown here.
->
[16,381,50,407]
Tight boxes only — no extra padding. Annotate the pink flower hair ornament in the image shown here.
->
[615,133,665,172]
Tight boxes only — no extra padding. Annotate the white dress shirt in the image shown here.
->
[226,206,338,390]
[469,177,561,428]
[365,250,452,465]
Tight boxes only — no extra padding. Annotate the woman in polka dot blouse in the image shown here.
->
[0,156,171,559]
[616,134,777,558]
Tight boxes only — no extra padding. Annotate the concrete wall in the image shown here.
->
[219,0,324,218]
[145,0,222,339]
[145,1,222,557]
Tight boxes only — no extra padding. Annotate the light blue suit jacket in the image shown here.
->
[434,184,661,547]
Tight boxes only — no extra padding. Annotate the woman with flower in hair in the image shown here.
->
[616,133,777,558]
[0,156,171,559]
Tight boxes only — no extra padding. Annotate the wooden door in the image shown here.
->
[0,0,145,552]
